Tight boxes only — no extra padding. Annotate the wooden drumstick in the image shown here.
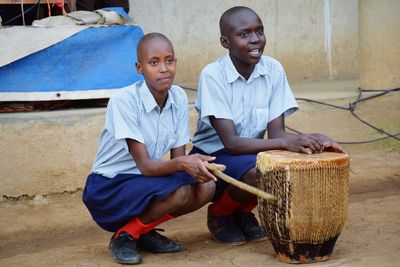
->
[204,162,277,202]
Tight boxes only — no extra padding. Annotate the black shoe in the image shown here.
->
[109,232,142,265]
[234,211,267,241]
[207,205,246,245]
[137,229,181,253]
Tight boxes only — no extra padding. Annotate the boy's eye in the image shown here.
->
[239,32,249,38]
[166,58,175,64]
[149,61,158,66]
[256,28,264,36]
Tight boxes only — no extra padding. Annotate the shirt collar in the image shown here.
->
[138,81,176,113]
[223,54,268,83]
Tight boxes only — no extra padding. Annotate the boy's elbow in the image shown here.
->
[137,164,154,176]
[224,145,236,154]
[223,137,252,155]
[226,148,243,155]
[140,169,152,176]
[224,140,240,155]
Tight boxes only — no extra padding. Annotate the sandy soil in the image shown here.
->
[1,149,399,267]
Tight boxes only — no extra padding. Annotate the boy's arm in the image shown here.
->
[170,145,186,159]
[210,116,298,154]
[210,115,326,155]
[267,115,345,153]
[126,139,216,182]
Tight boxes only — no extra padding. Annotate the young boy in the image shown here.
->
[83,32,217,265]
[191,6,345,245]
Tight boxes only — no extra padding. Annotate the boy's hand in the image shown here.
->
[179,154,217,183]
[310,133,347,154]
[284,134,324,154]
[284,134,346,154]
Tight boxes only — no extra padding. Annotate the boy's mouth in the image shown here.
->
[158,76,172,83]
[249,49,262,57]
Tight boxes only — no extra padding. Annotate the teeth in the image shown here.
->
[249,49,260,56]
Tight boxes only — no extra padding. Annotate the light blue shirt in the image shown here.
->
[192,54,298,154]
[92,80,190,178]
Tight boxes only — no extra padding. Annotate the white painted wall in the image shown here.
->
[359,0,400,90]
[128,0,359,84]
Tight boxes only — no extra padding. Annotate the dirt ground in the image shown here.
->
[1,148,399,267]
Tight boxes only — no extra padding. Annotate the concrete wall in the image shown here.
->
[128,0,359,84]
[2,83,399,198]
[0,109,104,197]
[359,0,400,90]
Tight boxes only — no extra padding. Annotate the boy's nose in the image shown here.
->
[249,32,260,43]
[159,62,168,72]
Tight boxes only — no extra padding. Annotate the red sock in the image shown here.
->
[115,214,175,239]
[209,190,241,216]
[237,197,258,213]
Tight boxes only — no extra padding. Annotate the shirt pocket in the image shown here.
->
[253,108,269,131]
[162,132,179,152]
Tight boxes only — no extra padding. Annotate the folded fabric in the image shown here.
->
[0,26,88,67]
[32,8,132,27]
[67,11,103,25]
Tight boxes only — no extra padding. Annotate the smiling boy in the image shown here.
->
[191,6,344,245]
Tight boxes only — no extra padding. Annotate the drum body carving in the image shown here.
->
[256,150,350,263]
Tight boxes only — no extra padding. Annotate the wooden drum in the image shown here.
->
[256,150,350,264]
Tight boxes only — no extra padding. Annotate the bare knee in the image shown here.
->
[170,185,191,207]
[195,181,216,203]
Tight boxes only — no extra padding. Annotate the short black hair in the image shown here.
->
[136,32,173,62]
[219,6,259,36]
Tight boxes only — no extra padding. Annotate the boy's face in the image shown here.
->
[221,10,266,67]
[136,39,176,94]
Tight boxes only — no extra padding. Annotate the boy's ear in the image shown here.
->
[135,62,142,74]
[220,36,229,49]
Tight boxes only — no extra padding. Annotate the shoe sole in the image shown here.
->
[111,255,142,265]
[136,242,182,253]
[109,248,142,265]
[138,247,182,254]
[246,236,269,242]
[211,236,247,246]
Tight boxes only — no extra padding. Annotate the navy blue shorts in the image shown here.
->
[82,172,197,232]
[190,147,256,201]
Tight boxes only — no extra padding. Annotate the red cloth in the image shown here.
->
[115,214,174,239]
[237,196,257,212]
[209,190,241,216]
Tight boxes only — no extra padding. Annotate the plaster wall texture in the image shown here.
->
[2,79,399,198]
[128,0,359,83]
[359,0,400,90]
[0,109,104,197]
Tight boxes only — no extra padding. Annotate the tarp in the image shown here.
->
[0,24,144,101]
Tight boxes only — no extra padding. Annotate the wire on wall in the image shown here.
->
[180,85,400,145]
[288,87,400,144]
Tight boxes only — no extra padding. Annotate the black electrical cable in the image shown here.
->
[352,87,400,106]
[346,88,400,141]
[296,87,400,111]
[285,126,400,144]
[181,84,399,145]
[359,87,400,93]
[293,87,400,143]
[36,0,41,20]
[295,98,349,110]
[349,109,400,141]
